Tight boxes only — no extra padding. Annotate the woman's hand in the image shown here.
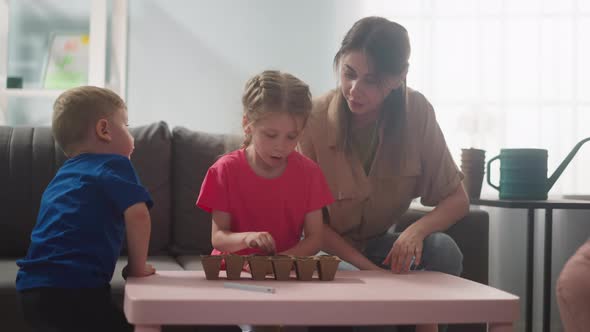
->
[382,185,468,274]
[244,232,276,254]
[383,225,427,273]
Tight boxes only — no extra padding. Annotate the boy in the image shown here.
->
[16,86,155,332]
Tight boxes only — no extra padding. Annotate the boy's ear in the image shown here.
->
[95,118,112,142]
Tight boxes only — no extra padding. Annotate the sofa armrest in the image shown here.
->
[397,206,489,285]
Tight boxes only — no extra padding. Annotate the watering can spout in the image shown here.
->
[547,137,590,191]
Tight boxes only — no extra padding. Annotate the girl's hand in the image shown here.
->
[244,232,276,254]
[383,226,427,274]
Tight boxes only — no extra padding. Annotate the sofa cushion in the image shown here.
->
[128,121,172,255]
[0,259,19,293]
[176,255,204,271]
[0,126,67,257]
[0,259,28,332]
[170,127,240,255]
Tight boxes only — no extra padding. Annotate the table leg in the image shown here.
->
[526,208,535,332]
[134,325,161,332]
[543,208,553,332]
[488,322,514,332]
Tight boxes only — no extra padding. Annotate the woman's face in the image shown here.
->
[339,50,405,115]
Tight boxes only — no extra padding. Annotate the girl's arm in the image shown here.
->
[211,210,276,253]
[279,209,323,257]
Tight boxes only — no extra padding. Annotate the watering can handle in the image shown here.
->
[486,155,501,191]
[546,137,590,192]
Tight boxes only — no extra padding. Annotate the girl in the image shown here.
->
[197,70,333,262]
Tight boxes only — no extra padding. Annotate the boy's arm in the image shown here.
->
[124,202,155,277]
[279,208,323,256]
[211,210,276,253]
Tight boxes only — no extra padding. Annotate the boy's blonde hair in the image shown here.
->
[52,86,126,155]
[241,70,312,147]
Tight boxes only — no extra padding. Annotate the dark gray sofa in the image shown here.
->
[0,122,489,332]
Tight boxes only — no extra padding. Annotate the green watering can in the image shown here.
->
[487,137,590,200]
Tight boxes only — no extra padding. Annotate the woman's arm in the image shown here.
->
[410,184,469,236]
[280,209,323,256]
[321,223,383,271]
[211,210,276,253]
[384,184,469,273]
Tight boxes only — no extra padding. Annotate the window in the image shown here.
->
[365,0,590,194]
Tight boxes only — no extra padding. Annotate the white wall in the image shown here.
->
[127,0,363,134]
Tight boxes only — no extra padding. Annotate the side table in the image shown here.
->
[470,197,590,332]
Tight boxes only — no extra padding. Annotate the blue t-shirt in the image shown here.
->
[16,153,153,291]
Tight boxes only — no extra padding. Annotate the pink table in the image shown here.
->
[124,270,519,332]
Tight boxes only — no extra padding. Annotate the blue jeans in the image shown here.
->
[366,231,463,276]
[333,232,463,332]
[336,231,463,276]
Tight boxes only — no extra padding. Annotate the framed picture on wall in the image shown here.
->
[43,33,90,89]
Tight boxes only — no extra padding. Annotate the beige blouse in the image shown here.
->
[299,88,463,250]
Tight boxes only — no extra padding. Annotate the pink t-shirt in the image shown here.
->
[196,149,334,256]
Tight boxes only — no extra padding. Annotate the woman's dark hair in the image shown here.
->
[334,17,411,168]
[334,16,410,78]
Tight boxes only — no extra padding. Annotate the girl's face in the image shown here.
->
[245,112,304,173]
[339,50,405,116]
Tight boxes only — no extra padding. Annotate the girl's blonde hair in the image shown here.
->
[241,70,312,147]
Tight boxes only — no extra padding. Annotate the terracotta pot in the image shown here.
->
[200,255,223,280]
[294,256,316,281]
[316,255,341,281]
[270,255,294,281]
[247,255,272,281]
[224,254,244,280]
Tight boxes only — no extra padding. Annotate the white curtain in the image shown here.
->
[364,0,590,195]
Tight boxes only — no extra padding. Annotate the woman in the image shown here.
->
[299,16,468,278]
